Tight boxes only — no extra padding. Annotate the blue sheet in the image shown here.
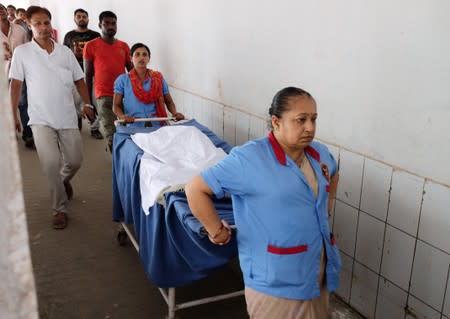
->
[112,119,237,287]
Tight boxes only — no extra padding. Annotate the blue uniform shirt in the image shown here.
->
[114,73,169,127]
[201,132,341,300]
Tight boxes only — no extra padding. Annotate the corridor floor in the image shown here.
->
[19,122,363,319]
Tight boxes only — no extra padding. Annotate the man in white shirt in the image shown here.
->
[1,3,27,72]
[9,6,95,229]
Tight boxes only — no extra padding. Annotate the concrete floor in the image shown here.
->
[19,122,363,319]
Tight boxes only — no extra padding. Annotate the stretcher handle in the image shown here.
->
[114,117,175,126]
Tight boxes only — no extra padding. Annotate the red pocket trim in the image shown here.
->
[267,244,308,255]
[326,185,330,192]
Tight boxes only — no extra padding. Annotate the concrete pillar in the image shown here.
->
[0,48,38,319]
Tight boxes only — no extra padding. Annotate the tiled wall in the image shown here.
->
[170,87,269,144]
[171,87,450,319]
[332,152,450,319]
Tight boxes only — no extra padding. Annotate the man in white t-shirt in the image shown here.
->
[9,6,95,229]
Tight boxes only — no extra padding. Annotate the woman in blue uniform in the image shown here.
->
[112,42,184,127]
[185,87,341,319]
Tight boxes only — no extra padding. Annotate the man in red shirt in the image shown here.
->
[83,11,132,151]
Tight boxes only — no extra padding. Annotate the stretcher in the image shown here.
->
[111,118,244,318]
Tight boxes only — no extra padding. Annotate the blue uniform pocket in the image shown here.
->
[265,243,311,286]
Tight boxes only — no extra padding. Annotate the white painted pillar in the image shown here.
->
[0,49,38,319]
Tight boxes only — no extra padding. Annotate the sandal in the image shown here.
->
[52,212,68,229]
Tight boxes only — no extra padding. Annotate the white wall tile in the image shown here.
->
[203,100,217,130]
[334,201,359,257]
[410,240,450,311]
[263,124,270,136]
[355,212,385,273]
[355,211,386,273]
[235,112,250,146]
[249,116,266,140]
[406,295,441,319]
[179,96,186,115]
[324,143,339,164]
[350,262,378,319]
[360,159,392,221]
[200,99,208,123]
[336,150,364,208]
[336,253,353,303]
[198,99,210,129]
[375,278,407,319]
[381,225,416,290]
[169,88,182,112]
[223,107,236,146]
[183,92,193,118]
[444,276,450,318]
[200,97,209,125]
[190,95,204,124]
[211,103,224,139]
[418,182,450,254]
[387,171,424,236]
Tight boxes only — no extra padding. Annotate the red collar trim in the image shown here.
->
[305,146,320,162]
[268,131,320,165]
[268,131,287,165]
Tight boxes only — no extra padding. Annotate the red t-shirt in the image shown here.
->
[83,38,131,98]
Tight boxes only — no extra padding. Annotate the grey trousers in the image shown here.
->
[31,125,83,213]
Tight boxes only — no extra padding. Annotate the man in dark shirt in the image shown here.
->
[63,8,102,139]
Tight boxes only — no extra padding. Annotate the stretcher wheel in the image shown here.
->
[117,230,128,246]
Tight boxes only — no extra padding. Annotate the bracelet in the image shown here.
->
[208,220,232,245]
[208,223,224,240]
[84,103,94,109]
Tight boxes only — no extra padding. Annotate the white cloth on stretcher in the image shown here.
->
[131,125,227,214]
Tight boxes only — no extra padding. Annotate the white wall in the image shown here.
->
[0,46,38,319]
[27,1,450,318]
[5,0,31,8]
[40,0,450,186]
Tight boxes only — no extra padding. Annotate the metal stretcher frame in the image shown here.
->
[114,118,244,319]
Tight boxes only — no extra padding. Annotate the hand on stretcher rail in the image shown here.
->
[114,117,176,126]
[201,223,237,245]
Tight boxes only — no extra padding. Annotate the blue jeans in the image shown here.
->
[18,81,32,140]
